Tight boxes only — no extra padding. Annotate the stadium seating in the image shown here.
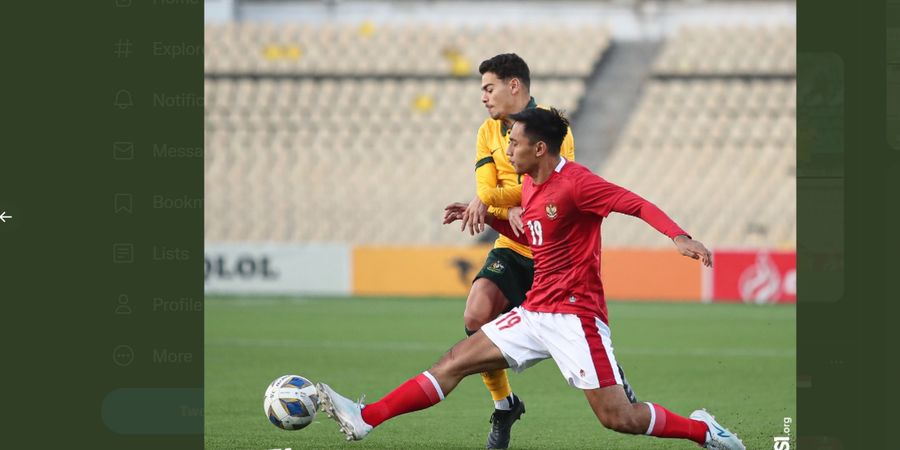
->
[205,76,587,244]
[205,22,609,244]
[599,25,796,248]
[205,22,610,76]
[652,25,795,75]
[205,22,796,249]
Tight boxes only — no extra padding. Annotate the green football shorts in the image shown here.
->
[474,248,535,310]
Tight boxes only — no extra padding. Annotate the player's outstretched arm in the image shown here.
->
[460,196,489,236]
[575,173,710,266]
[449,198,525,237]
[673,235,713,267]
[483,206,525,237]
[488,215,529,245]
[605,189,687,238]
[443,202,469,225]
[505,206,525,237]
[443,203,527,242]
[603,185,712,267]
[610,192,711,266]
[445,200,491,231]
[477,183,523,209]
[579,177,688,239]
[473,126,523,210]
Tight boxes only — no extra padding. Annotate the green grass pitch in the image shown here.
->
[206,296,795,449]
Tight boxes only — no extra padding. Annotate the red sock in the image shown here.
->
[360,372,444,428]
[645,403,708,445]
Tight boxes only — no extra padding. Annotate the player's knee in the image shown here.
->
[428,357,453,381]
[597,407,637,434]
[463,311,490,332]
[597,411,620,431]
[464,281,507,331]
[430,345,467,379]
[599,415,628,433]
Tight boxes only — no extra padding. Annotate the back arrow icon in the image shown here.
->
[0,211,12,223]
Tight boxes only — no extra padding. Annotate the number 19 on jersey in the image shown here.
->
[526,220,543,246]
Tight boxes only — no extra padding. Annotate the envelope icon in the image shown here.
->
[113,141,134,160]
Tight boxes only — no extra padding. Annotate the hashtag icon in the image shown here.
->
[113,39,132,58]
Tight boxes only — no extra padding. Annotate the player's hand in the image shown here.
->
[442,202,468,224]
[461,196,488,235]
[508,206,525,237]
[674,235,712,267]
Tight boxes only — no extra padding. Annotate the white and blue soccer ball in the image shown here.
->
[263,374,319,430]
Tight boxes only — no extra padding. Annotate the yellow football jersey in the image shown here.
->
[474,98,575,259]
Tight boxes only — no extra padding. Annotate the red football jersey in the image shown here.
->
[491,159,689,324]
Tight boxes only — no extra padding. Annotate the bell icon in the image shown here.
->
[114,89,133,109]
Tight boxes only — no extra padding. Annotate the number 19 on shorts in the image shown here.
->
[526,220,543,246]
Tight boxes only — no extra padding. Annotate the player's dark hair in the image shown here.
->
[507,107,569,155]
[479,53,531,90]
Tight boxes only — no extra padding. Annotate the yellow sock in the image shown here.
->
[481,369,512,402]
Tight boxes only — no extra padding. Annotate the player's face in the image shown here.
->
[507,123,537,175]
[481,72,516,120]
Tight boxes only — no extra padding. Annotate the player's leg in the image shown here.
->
[466,250,518,410]
[583,385,651,434]
[466,249,529,448]
[554,314,744,449]
[583,387,745,449]
[471,253,639,407]
[428,329,510,393]
[464,278,510,335]
[465,278,519,408]
[319,306,548,442]
[317,330,509,441]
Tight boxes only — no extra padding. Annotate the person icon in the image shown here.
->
[115,294,132,315]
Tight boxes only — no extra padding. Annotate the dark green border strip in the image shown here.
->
[798,1,894,448]
[0,1,203,448]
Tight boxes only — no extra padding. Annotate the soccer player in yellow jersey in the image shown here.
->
[453,54,636,449]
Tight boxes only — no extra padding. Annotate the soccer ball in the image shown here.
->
[264,374,319,430]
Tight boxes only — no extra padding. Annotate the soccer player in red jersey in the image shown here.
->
[317,108,745,449]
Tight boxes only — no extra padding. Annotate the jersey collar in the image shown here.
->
[501,97,538,136]
[554,157,567,173]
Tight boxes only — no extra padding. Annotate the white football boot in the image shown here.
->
[690,409,745,450]
[317,383,373,441]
